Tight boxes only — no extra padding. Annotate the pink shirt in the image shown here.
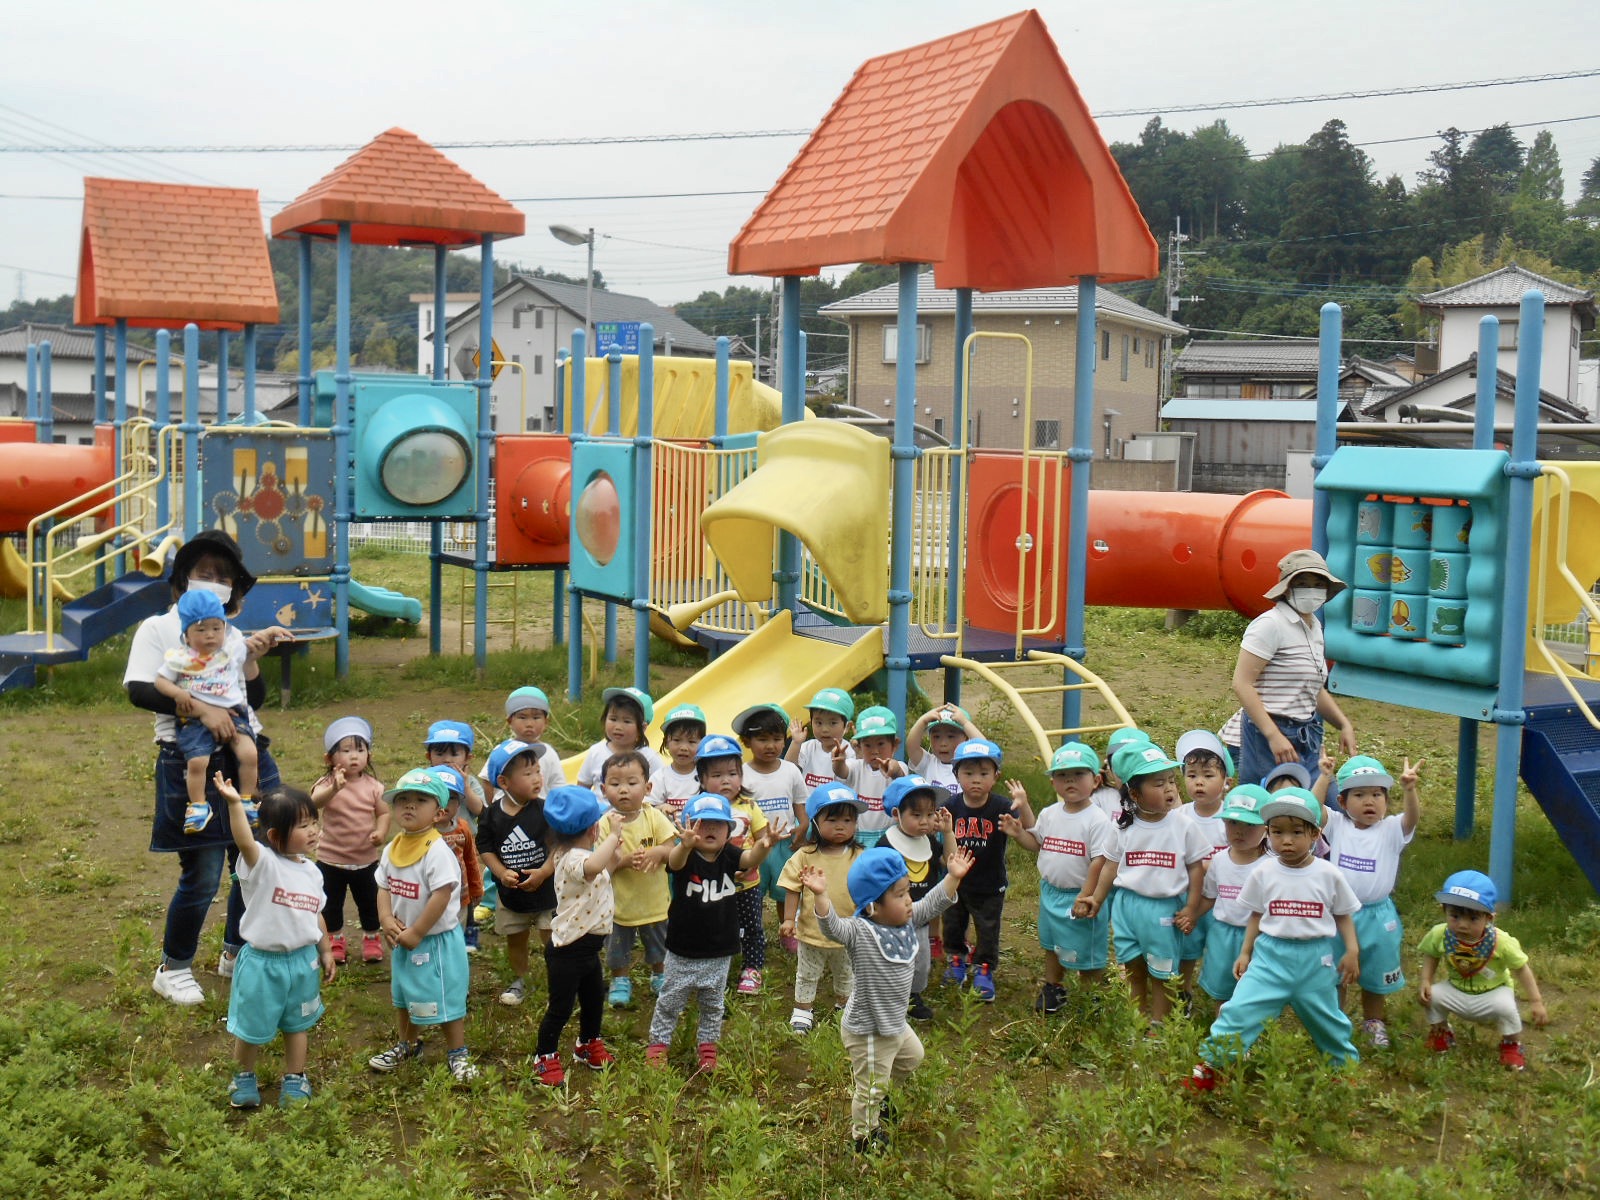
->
[315,773,386,867]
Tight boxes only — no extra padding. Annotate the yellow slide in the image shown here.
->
[563,354,792,439]
[0,540,71,601]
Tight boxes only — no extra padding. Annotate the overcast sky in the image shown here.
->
[5,0,1597,315]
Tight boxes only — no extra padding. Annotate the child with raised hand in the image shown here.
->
[425,721,487,826]
[368,769,478,1083]
[1419,870,1548,1070]
[1195,784,1270,1007]
[476,740,557,1008]
[1320,754,1422,1049]
[531,786,627,1086]
[652,703,707,821]
[779,783,870,1032]
[155,589,258,835]
[802,842,976,1155]
[576,687,662,791]
[787,687,856,790]
[1186,788,1360,1091]
[500,687,568,795]
[215,774,335,1109]
[881,776,948,1021]
[647,793,779,1072]
[603,750,676,1005]
[735,702,809,945]
[426,766,486,951]
[840,705,906,849]
[1007,742,1115,1013]
[695,734,771,995]
[942,738,1036,1003]
[904,703,981,798]
[1081,742,1210,1027]
[309,716,387,967]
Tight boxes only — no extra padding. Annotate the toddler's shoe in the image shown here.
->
[328,934,347,965]
[1361,1018,1391,1050]
[463,925,480,955]
[241,796,260,830]
[650,972,665,994]
[1499,1039,1527,1071]
[533,1051,566,1087]
[152,965,205,1006]
[737,967,763,995]
[696,1042,719,1073]
[780,934,799,954]
[473,904,494,924]
[943,954,968,987]
[929,934,944,961]
[216,951,236,980]
[573,1038,615,1071]
[972,965,996,1003]
[1182,1063,1217,1093]
[608,976,633,1007]
[499,977,527,1006]
[907,992,934,1022]
[853,1128,891,1155]
[447,1048,479,1083]
[645,1043,669,1068]
[789,1007,815,1035]
[228,1070,261,1109]
[368,1039,423,1073]
[362,933,384,963]
[277,1073,312,1107]
[1035,982,1066,1014]
[182,800,211,835]
[1427,1026,1456,1054]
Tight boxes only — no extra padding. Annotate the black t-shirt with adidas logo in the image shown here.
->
[475,797,555,913]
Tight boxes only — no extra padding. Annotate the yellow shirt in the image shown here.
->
[612,805,677,927]
[731,796,769,892]
[777,843,862,947]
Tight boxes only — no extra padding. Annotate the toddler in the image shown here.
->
[695,733,770,995]
[786,687,856,790]
[603,750,676,1004]
[735,702,808,945]
[476,739,557,1007]
[531,786,626,1086]
[577,686,662,791]
[840,705,905,848]
[501,687,569,795]
[1174,729,1236,998]
[1094,727,1154,820]
[1195,784,1270,1006]
[646,792,778,1072]
[427,765,486,951]
[426,721,487,826]
[1419,870,1548,1070]
[309,716,387,966]
[154,588,258,834]
[652,702,707,820]
[904,703,981,798]
[779,783,869,1032]
[368,769,478,1083]
[881,775,948,1021]
[215,775,334,1109]
[802,842,975,1154]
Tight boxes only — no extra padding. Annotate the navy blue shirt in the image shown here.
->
[941,793,1012,895]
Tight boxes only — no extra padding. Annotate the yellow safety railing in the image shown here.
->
[939,650,1135,764]
[650,440,768,636]
[1530,464,1600,729]
[915,446,963,643]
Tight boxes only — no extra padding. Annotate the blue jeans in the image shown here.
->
[1238,712,1322,790]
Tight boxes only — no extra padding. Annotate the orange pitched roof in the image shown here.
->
[74,179,280,330]
[729,9,1158,288]
[270,127,525,246]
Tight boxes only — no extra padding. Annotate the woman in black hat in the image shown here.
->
[124,531,294,1007]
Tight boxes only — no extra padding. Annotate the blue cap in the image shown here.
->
[882,774,943,816]
[695,734,744,762]
[1259,786,1323,827]
[805,781,867,824]
[545,784,609,834]
[323,715,373,754]
[952,738,1003,767]
[682,792,736,825]
[176,588,226,631]
[485,738,544,785]
[848,846,909,916]
[602,686,654,726]
[1436,870,1496,913]
[426,764,466,797]
[505,687,550,717]
[425,720,475,751]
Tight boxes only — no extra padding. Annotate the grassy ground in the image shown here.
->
[1,549,1598,1198]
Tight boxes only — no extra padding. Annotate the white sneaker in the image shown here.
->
[152,965,204,1006]
[217,952,236,979]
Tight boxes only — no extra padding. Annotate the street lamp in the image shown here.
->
[549,224,594,354]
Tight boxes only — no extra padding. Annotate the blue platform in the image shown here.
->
[0,570,169,695]
[1520,672,1600,895]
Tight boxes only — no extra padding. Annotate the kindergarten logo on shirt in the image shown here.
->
[1267,899,1325,919]
[1040,836,1086,858]
[388,878,422,901]
[1124,849,1176,869]
[1337,853,1377,874]
[271,887,322,914]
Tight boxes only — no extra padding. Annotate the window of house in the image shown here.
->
[534,354,544,375]
[1145,341,1158,369]
[1101,330,1111,360]
[1120,334,1130,381]
[1034,419,1061,449]
[1498,320,1519,351]
[1132,336,1141,354]
[535,309,545,329]
[933,417,945,438]
[883,323,931,364]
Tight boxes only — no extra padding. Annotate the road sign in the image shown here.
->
[593,321,642,354]
[470,338,505,380]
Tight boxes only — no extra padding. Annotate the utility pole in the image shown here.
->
[753,313,761,385]
[1161,216,1201,404]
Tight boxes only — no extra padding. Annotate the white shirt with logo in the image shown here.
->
[845,760,893,836]
[1322,810,1412,904]
[1110,815,1212,899]
[237,848,326,953]
[909,751,960,798]
[795,739,854,790]
[1177,804,1228,860]
[743,760,807,837]
[375,838,462,937]
[1238,855,1361,941]
[1031,802,1115,890]
[649,764,701,820]
[1202,850,1267,927]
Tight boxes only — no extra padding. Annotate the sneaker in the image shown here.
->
[473,904,494,924]
[943,954,967,987]
[448,1049,479,1083]
[645,1043,669,1068]
[737,967,763,996]
[241,796,260,830]
[329,934,347,965]
[183,800,212,835]
[907,992,934,1022]
[152,965,204,1006]
[1499,1040,1527,1071]
[1428,1027,1456,1054]
[790,1008,815,1035]
[1035,982,1067,1014]
[278,1073,312,1107]
[216,952,236,980]
[650,972,665,994]
[463,925,480,955]
[573,1038,615,1071]
[228,1070,261,1109]
[533,1051,566,1087]
[780,934,799,954]
[1182,1063,1217,1093]
[853,1128,891,1155]
[929,934,945,961]
[972,965,996,1002]
[499,977,527,1007]
[368,1039,423,1073]
[1362,1018,1391,1050]
[879,1094,900,1125]
[362,933,383,963]
[696,1042,718,1073]
[608,976,633,1007]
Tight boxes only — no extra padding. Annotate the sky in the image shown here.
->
[4,0,1598,316]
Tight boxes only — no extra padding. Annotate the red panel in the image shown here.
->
[494,434,571,567]
[962,451,1069,639]
[0,420,35,444]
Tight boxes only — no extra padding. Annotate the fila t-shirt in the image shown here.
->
[665,843,744,959]
[1031,802,1115,891]
[1239,855,1361,940]
[237,848,325,953]
[474,797,555,913]
[1110,815,1211,899]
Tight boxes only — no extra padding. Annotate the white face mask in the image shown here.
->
[186,578,234,604]
[1288,586,1327,615]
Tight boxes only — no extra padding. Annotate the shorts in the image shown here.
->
[1180,902,1210,964]
[390,927,470,1025]
[495,906,555,937]
[759,839,796,903]
[1037,881,1108,971]
[1351,897,1405,995]
[226,943,324,1044]
[175,706,253,764]
[607,921,667,972]
[1111,889,1182,979]
[1198,919,1248,1001]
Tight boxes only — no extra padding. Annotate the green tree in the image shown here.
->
[1519,130,1564,203]
[1465,123,1525,196]
[1269,120,1376,279]
[1576,153,1600,218]
[360,319,398,368]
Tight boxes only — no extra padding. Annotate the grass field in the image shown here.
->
[1,548,1597,1199]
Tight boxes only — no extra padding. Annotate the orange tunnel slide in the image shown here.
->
[0,439,117,535]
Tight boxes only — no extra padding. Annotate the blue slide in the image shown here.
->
[347,578,422,624]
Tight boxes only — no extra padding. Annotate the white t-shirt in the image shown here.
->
[649,763,700,819]
[124,608,263,742]
[794,739,852,790]
[1202,850,1268,927]
[1090,785,1123,822]
[743,760,807,837]
[1177,804,1229,860]
[845,759,893,835]
[1031,802,1115,890]
[1239,601,1327,722]
[910,751,960,798]
[550,846,614,947]
[375,837,462,937]
[1322,809,1413,904]
[1239,855,1360,941]
[157,633,249,710]
[576,741,663,792]
[237,848,325,953]
[1110,814,1211,899]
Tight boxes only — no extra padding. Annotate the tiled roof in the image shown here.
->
[75,178,280,330]
[819,273,1185,334]
[443,276,716,354]
[0,323,157,360]
[271,128,525,246]
[1416,264,1595,311]
[1362,355,1587,420]
[728,11,1157,287]
[1174,340,1320,376]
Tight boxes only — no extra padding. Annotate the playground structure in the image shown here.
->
[2,14,1599,901]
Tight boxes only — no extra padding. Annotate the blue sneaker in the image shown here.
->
[650,972,665,994]
[229,1071,261,1109]
[278,1074,312,1107]
[608,975,633,1007]
[463,924,480,955]
[973,965,996,1002]
[943,954,967,987]
[183,800,212,835]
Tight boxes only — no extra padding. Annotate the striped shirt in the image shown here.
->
[819,887,956,1036]
[1240,602,1327,722]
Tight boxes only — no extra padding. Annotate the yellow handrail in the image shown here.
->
[938,650,1135,764]
[1530,464,1600,729]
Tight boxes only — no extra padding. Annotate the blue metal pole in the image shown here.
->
[567,329,589,702]
[243,326,258,425]
[1488,290,1546,904]
[333,224,353,679]
[1063,277,1098,729]
[603,342,623,664]
[474,236,495,673]
[38,342,53,447]
[24,343,36,427]
[634,325,655,693]
[182,324,201,538]
[430,244,448,657]
[778,275,804,617]
[1312,302,1342,559]
[1475,316,1498,451]
[297,235,313,427]
[714,336,730,443]
[217,331,230,424]
[946,288,973,705]
[552,350,567,647]
[114,320,129,575]
[155,330,172,532]
[887,264,918,723]
[93,326,107,425]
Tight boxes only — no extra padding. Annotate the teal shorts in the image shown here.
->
[389,926,470,1025]
[1179,899,1210,963]
[760,839,796,904]
[1198,919,1248,1002]
[1038,881,1108,971]
[1351,897,1405,995]
[1111,889,1183,979]
[226,943,324,1044]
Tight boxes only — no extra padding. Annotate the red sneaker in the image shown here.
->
[361,933,383,963]
[645,1043,669,1068]
[573,1038,615,1071]
[328,934,347,965]
[1427,1027,1456,1053]
[1182,1063,1217,1092]
[1499,1040,1527,1071]
[533,1052,566,1087]
[929,934,945,961]
[696,1042,718,1073]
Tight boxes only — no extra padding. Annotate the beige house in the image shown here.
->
[819,273,1184,454]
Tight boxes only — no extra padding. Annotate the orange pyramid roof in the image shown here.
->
[75,178,280,330]
[270,128,525,246]
[729,10,1157,288]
